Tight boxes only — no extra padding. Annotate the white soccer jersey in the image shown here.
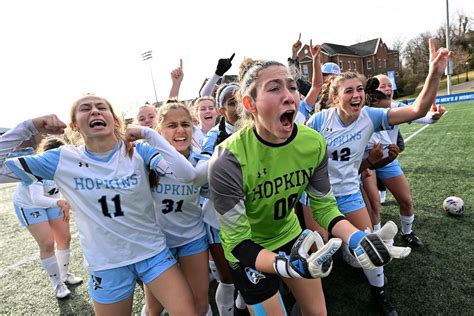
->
[307,106,391,196]
[13,180,60,209]
[366,101,436,154]
[193,126,207,149]
[151,148,207,248]
[6,139,195,271]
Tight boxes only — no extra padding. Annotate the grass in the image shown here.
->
[323,101,474,315]
[1,101,473,315]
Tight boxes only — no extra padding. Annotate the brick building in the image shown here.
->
[296,38,400,82]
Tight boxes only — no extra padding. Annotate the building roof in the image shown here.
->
[322,43,358,56]
[349,38,380,56]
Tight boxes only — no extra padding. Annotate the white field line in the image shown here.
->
[404,111,448,143]
[0,231,79,277]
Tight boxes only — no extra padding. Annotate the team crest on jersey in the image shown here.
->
[245,267,266,285]
[257,168,267,178]
[30,211,41,218]
[93,276,103,290]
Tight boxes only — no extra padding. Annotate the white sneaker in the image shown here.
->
[55,282,71,299]
[64,272,83,285]
[379,190,386,204]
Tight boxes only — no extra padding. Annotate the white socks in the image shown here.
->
[373,222,381,232]
[55,248,70,282]
[363,267,385,287]
[41,255,61,289]
[400,214,414,235]
[235,291,247,310]
[215,282,235,316]
[209,260,220,282]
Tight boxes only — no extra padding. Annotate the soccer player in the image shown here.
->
[363,75,445,246]
[12,137,82,299]
[135,101,211,316]
[306,38,452,314]
[200,82,243,315]
[5,95,199,316]
[208,55,411,315]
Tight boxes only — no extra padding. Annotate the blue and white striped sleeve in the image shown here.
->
[365,107,392,132]
[5,149,61,185]
[136,128,196,183]
[299,99,314,121]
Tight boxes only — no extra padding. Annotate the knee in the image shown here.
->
[38,238,55,254]
[195,296,210,316]
[57,233,71,248]
[397,194,413,211]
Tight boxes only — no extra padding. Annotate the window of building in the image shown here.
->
[353,61,357,71]
[339,61,343,71]
[347,61,351,71]
[367,60,372,70]
[383,59,387,68]
[378,58,382,68]
[302,64,309,78]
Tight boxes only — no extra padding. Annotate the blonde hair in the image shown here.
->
[328,72,366,106]
[134,104,157,126]
[157,101,193,127]
[70,95,134,158]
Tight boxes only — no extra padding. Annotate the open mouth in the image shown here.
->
[203,115,214,121]
[350,100,362,110]
[173,137,187,143]
[89,119,107,128]
[280,110,295,127]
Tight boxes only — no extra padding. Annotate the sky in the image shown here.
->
[0,0,472,127]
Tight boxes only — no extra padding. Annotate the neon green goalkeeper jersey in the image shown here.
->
[208,124,343,262]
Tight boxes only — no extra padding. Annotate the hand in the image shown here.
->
[387,144,400,160]
[57,199,71,222]
[170,59,184,84]
[215,117,230,145]
[309,39,321,61]
[32,115,66,134]
[361,169,372,179]
[430,104,446,120]
[274,229,342,278]
[125,125,145,142]
[368,143,383,164]
[215,53,235,76]
[428,37,453,77]
[292,33,302,59]
[353,221,411,270]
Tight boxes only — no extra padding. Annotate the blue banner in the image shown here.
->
[404,91,474,105]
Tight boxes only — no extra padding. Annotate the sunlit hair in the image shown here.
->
[328,72,366,106]
[133,104,157,126]
[70,95,134,158]
[157,101,193,127]
[236,58,286,128]
[316,77,335,111]
[36,136,67,154]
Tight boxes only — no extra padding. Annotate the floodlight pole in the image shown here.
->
[142,51,159,105]
[445,0,452,95]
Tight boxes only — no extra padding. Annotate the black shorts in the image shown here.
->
[228,236,298,305]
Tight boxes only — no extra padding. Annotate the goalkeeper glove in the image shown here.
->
[274,229,342,278]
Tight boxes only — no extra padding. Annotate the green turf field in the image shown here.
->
[0,101,473,315]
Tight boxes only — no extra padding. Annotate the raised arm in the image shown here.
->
[304,40,324,107]
[125,125,196,183]
[1,115,66,183]
[168,59,184,99]
[200,53,235,97]
[388,38,452,125]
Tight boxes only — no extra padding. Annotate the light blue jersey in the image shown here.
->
[307,106,391,196]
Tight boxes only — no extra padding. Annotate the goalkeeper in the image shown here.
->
[208,56,412,315]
